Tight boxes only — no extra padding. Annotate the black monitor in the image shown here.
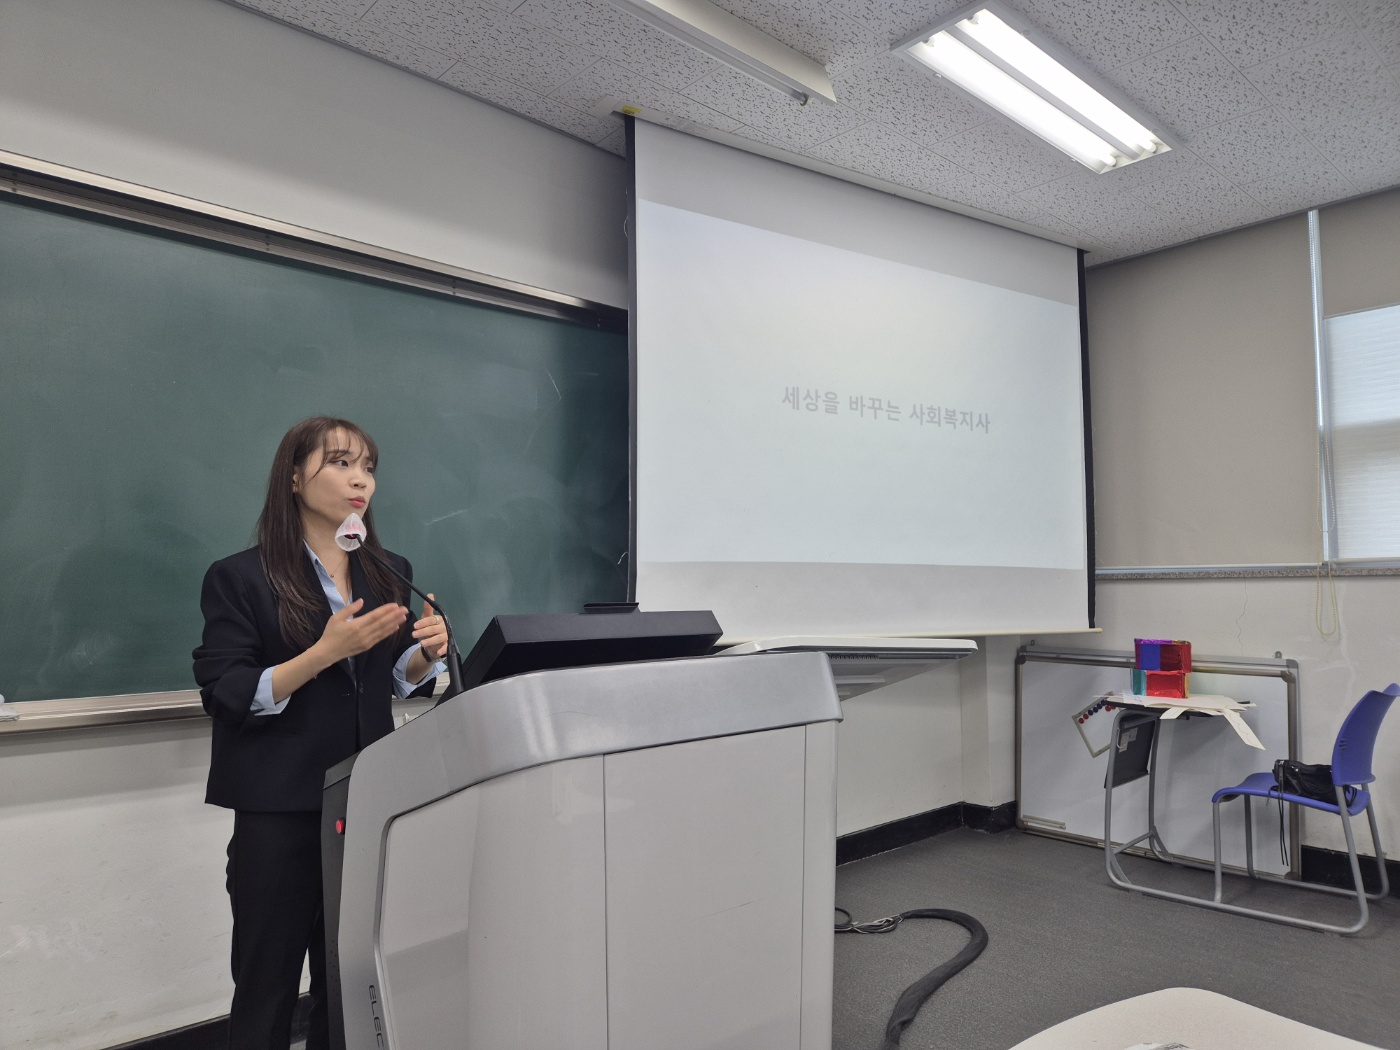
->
[450,606,723,696]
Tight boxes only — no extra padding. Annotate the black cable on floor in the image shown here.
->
[835,907,989,1050]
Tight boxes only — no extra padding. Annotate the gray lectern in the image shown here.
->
[324,649,842,1050]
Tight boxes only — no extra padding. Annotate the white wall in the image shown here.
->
[0,0,628,307]
[0,723,231,1050]
[836,663,965,837]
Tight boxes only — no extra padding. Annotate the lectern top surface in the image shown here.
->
[457,609,722,692]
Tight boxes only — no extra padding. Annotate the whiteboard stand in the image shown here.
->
[1016,646,1301,878]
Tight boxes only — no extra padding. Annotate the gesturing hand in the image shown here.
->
[412,594,450,660]
[318,599,407,663]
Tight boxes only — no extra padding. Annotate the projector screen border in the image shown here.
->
[624,117,1097,635]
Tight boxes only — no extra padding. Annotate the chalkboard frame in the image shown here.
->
[0,152,627,332]
[0,152,630,727]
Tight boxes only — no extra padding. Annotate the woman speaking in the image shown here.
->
[193,416,447,1050]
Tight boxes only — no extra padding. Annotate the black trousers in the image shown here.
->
[226,811,329,1050]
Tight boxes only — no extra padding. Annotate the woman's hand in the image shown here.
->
[316,599,407,664]
[269,599,406,704]
[412,595,450,660]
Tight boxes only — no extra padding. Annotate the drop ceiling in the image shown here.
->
[229,0,1400,265]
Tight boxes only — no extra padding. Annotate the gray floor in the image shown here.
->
[833,828,1400,1050]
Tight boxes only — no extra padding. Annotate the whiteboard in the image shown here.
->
[1017,650,1298,876]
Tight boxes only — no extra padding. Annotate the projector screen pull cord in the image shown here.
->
[834,907,989,1050]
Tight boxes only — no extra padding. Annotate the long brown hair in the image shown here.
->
[256,416,406,651]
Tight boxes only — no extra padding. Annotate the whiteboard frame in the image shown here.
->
[1015,645,1301,877]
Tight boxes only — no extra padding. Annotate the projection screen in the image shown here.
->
[631,120,1090,639]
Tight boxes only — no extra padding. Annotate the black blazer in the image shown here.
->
[193,546,416,813]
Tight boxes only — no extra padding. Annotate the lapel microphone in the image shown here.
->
[336,513,465,701]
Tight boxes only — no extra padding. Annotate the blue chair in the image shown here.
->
[1209,683,1396,934]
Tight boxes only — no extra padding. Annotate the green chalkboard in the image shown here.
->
[0,195,629,702]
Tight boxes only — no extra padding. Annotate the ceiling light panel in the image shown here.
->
[894,3,1172,173]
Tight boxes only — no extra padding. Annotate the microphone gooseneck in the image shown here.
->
[335,513,465,701]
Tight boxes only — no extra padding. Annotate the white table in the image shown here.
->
[1009,987,1380,1049]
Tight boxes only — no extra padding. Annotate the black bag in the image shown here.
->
[1272,758,1344,803]
[1270,759,1352,865]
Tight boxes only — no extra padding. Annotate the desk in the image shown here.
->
[1017,647,1299,877]
[1103,705,1258,893]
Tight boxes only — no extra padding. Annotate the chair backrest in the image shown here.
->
[1331,683,1399,786]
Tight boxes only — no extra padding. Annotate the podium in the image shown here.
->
[323,648,842,1050]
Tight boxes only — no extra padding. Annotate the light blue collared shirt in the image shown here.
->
[251,544,445,715]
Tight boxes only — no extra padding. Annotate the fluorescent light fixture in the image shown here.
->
[604,0,836,105]
[894,4,1170,173]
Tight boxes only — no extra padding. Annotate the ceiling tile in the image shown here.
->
[596,125,627,155]
[825,0,965,50]
[363,0,594,95]
[521,93,623,142]
[1296,101,1400,188]
[1076,207,1193,253]
[682,67,866,148]
[1018,178,1171,248]
[1085,247,1132,264]
[1171,0,1341,69]
[552,59,747,134]
[236,0,458,76]
[1129,163,1271,226]
[1240,159,1358,212]
[441,61,555,112]
[1017,168,1137,219]
[714,0,877,73]
[1242,29,1400,134]
[334,24,459,77]
[242,0,377,17]
[513,0,720,91]
[1342,0,1400,67]
[808,122,964,190]
[442,59,621,143]
[833,55,988,148]
[1015,0,1199,71]
[242,0,1399,259]
[1103,34,1270,136]
[1346,168,1400,196]
[1183,106,1330,184]
[1310,101,1400,194]
[1116,226,1197,254]
[928,119,1085,191]
[940,182,1050,223]
[1020,211,1105,250]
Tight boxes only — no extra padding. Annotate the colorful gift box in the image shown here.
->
[1131,668,1189,698]
[1133,638,1191,697]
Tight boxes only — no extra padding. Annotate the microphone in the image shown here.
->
[336,514,465,701]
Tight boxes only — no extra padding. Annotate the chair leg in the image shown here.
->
[1243,795,1256,879]
[1371,807,1390,898]
[1213,798,1225,903]
[1338,788,1371,933]
[1363,802,1389,901]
